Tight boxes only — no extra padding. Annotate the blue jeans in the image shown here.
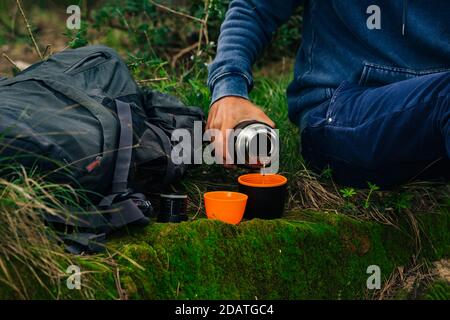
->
[301,71,450,188]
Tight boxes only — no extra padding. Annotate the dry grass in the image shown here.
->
[288,166,344,212]
[373,259,450,300]
[289,167,449,255]
[0,166,110,299]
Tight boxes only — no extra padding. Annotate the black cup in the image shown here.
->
[238,174,288,220]
[158,194,188,223]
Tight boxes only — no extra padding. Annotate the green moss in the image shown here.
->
[98,209,449,300]
[421,280,450,300]
[2,209,449,300]
[415,209,450,259]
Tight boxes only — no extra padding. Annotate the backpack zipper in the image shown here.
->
[86,156,103,173]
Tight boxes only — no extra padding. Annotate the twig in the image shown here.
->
[197,0,211,52]
[176,282,180,297]
[197,24,205,53]
[16,0,43,60]
[42,44,52,59]
[147,0,211,64]
[2,53,22,71]
[106,250,128,300]
[171,42,199,68]
[136,77,169,84]
[148,0,204,24]
[116,8,133,32]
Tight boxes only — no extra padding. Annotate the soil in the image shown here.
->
[0,7,68,76]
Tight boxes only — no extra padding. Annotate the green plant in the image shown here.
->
[320,166,333,180]
[339,187,358,213]
[86,0,302,72]
[340,187,357,199]
[422,280,450,300]
[364,182,380,209]
[65,22,89,49]
[391,192,414,213]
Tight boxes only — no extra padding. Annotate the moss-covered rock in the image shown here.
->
[1,209,449,300]
[96,209,449,300]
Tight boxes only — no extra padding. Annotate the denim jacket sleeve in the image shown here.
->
[207,0,303,105]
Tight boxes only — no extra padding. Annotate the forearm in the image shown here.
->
[207,0,302,104]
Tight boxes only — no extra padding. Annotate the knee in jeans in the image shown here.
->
[432,71,450,97]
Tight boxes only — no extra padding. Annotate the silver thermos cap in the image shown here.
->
[232,121,279,169]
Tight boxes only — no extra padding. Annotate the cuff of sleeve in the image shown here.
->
[210,75,250,106]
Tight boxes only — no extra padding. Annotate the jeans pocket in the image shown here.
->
[301,81,354,129]
[325,81,355,126]
[358,62,450,87]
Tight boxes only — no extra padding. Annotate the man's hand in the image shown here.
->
[206,96,275,167]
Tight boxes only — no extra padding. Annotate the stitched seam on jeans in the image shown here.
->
[363,62,450,76]
[358,64,369,86]
[326,81,349,120]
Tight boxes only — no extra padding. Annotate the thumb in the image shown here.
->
[267,119,276,128]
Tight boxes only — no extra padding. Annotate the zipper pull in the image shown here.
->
[86,156,103,173]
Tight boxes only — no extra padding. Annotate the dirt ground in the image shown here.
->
[0,7,68,76]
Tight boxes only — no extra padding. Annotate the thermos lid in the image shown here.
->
[233,121,279,168]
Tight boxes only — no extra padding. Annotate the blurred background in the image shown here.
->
[0,0,304,172]
[0,0,302,78]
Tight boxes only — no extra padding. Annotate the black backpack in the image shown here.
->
[0,45,204,253]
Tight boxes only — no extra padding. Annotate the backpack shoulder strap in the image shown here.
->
[46,99,152,254]
[97,99,152,225]
[111,99,134,194]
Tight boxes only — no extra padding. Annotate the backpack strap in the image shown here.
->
[43,195,150,232]
[96,99,151,226]
[111,99,134,194]
[64,233,107,255]
[46,99,152,254]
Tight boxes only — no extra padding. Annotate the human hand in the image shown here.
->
[206,96,275,167]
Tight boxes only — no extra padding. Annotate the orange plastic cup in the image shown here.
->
[204,191,248,225]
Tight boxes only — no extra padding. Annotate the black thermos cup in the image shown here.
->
[157,194,188,223]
